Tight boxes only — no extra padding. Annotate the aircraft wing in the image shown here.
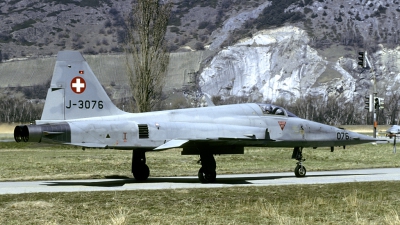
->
[153,136,276,151]
[153,140,190,150]
[67,143,108,148]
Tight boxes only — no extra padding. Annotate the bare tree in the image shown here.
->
[125,0,172,112]
[287,94,366,125]
[384,91,400,125]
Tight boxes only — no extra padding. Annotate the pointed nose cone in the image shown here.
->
[348,131,379,144]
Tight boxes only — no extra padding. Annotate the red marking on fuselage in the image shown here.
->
[123,132,127,142]
[278,121,286,130]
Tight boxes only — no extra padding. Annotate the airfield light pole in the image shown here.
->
[364,52,377,138]
[358,51,379,138]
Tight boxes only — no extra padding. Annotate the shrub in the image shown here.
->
[0,33,12,43]
[83,48,98,55]
[198,21,210,30]
[255,0,305,29]
[12,19,36,32]
[304,7,313,14]
[195,42,205,50]
[170,27,180,33]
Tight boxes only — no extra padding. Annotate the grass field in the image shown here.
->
[1,125,399,224]
[1,181,400,224]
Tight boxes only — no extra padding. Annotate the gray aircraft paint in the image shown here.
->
[14,51,379,182]
[387,125,400,135]
[41,51,126,121]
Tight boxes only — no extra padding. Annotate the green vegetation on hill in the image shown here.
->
[11,19,36,32]
[254,0,306,29]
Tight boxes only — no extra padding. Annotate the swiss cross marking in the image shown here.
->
[71,76,86,94]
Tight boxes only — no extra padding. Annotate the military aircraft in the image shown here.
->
[386,125,400,137]
[386,125,400,153]
[14,51,379,183]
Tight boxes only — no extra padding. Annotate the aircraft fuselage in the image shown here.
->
[18,103,374,151]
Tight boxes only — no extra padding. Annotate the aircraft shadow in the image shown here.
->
[42,173,379,187]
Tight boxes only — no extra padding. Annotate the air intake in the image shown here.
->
[138,124,149,139]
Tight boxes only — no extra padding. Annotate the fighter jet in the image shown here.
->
[386,125,400,137]
[386,125,400,153]
[14,51,378,183]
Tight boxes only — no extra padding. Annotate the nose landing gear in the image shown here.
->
[292,147,306,177]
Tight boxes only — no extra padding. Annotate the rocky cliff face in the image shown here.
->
[200,26,400,104]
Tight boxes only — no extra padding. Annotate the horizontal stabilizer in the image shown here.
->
[153,140,189,151]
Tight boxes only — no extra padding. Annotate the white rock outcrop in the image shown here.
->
[200,26,370,102]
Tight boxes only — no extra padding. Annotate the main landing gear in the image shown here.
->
[292,147,306,177]
[131,149,218,183]
[132,149,150,181]
[198,153,217,183]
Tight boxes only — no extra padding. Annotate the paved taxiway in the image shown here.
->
[1,168,400,195]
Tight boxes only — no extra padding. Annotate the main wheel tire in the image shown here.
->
[132,164,150,181]
[198,167,216,183]
[294,164,306,177]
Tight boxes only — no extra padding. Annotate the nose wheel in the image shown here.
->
[292,147,306,177]
[294,163,306,177]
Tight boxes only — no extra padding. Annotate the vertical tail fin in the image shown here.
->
[40,51,126,121]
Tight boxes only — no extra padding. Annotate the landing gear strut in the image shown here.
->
[292,147,306,177]
[198,153,216,183]
[132,149,150,181]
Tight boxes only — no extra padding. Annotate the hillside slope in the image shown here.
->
[1,0,400,123]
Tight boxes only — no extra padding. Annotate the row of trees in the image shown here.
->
[2,77,399,126]
[287,94,400,126]
[0,82,49,123]
[279,95,366,125]
[0,93,43,123]
[213,94,400,126]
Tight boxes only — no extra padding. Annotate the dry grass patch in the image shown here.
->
[0,124,14,134]
[1,182,400,224]
[8,200,54,209]
[1,126,398,224]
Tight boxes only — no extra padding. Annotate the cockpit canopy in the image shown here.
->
[257,104,298,117]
